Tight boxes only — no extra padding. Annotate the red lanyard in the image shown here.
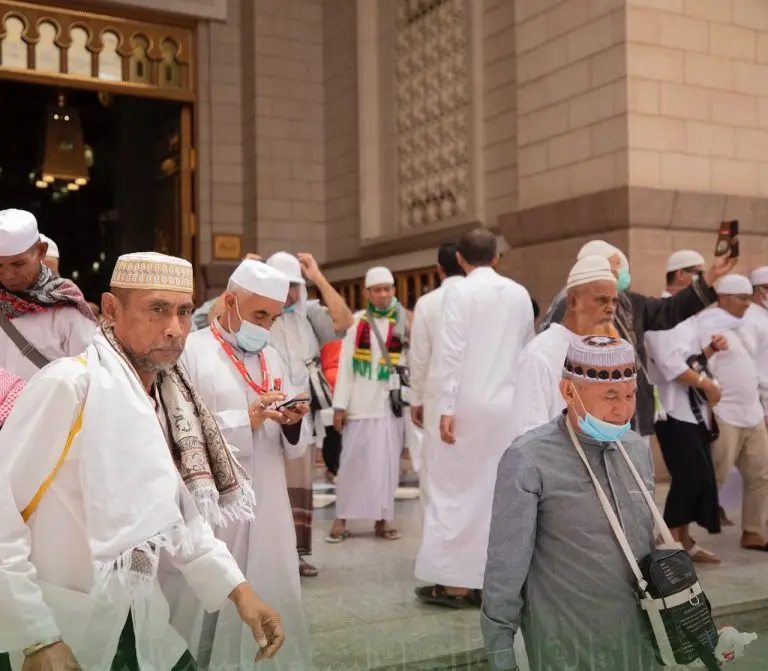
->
[210,320,272,395]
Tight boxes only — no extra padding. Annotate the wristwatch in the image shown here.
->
[23,635,63,656]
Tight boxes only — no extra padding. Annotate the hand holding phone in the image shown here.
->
[275,395,310,411]
[715,220,739,259]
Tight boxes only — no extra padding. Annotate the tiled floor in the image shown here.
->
[301,483,768,671]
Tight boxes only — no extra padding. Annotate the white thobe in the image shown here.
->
[0,357,244,671]
[332,310,406,521]
[164,328,312,671]
[415,266,534,589]
[0,308,96,381]
[508,323,576,442]
[742,303,768,418]
[409,275,464,498]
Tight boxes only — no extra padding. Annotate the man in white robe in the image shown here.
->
[415,228,534,608]
[266,251,353,577]
[508,255,618,442]
[328,266,407,542]
[706,274,768,551]
[0,209,97,381]
[0,252,284,671]
[172,259,313,671]
[409,242,465,508]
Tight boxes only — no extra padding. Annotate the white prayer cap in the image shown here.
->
[0,209,40,256]
[566,255,616,290]
[229,259,290,302]
[666,250,705,273]
[40,234,59,259]
[365,266,395,288]
[716,273,753,296]
[577,239,629,270]
[564,335,637,383]
[266,252,305,285]
[750,266,768,287]
[111,252,193,293]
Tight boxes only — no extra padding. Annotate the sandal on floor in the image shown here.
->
[325,529,351,544]
[742,543,768,552]
[687,544,721,564]
[374,525,401,540]
[299,558,319,577]
[415,585,482,609]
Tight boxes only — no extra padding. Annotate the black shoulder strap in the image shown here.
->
[0,312,50,369]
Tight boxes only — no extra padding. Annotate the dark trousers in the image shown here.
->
[0,653,9,671]
[322,426,342,475]
[656,417,721,534]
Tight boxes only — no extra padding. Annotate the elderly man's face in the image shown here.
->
[719,293,751,318]
[367,283,395,311]
[570,279,617,327]
[223,289,284,332]
[102,289,194,374]
[561,376,637,427]
[0,242,45,292]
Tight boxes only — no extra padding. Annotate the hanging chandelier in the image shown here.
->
[33,93,91,192]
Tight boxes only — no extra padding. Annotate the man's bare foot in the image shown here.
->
[325,520,350,543]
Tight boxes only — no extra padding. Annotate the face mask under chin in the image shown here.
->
[573,386,631,443]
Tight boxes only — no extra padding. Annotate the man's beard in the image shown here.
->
[126,349,180,375]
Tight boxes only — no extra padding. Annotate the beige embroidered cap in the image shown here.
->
[110,251,193,293]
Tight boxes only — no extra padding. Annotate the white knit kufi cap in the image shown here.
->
[577,240,629,271]
[111,252,193,293]
[0,209,40,256]
[230,259,290,303]
[716,273,753,296]
[365,266,395,288]
[566,255,616,290]
[40,234,59,259]
[750,266,768,287]
[666,250,705,273]
[564,335,637,383]
[266,251,305,285]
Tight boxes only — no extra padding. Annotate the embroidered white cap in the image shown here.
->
[566,255,616,290]
[750,266,768,287]
[716,273,753,296]
[266,251,305,285]
[230,259,290,303]
[111,251,193,293]
[666,250,705,273]
[40,234,59,259]
[0,209,40,257]
[564,335,637,383]
[577,239,629,271]
[365,266,395,288]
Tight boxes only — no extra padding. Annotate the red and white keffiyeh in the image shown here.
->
[0,368,24,426]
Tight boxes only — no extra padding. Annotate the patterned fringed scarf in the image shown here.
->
[353,302,405,381]
[0,264,95,320]
[0,368,24,426]
[102,325,255,527]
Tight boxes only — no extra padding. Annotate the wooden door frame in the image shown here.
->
[0,0,199,281]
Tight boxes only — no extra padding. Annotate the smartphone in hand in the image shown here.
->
[715,220,739,258]
[275,395,310,411]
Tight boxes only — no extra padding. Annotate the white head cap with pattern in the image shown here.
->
[40,234,59,259]
[566,255,616,291]
[0,209,40,256]
[563,335,637,383]
[110,252,194,294]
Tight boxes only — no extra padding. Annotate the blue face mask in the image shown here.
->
[282,303,296,314]
[616,268,631,293]
[575,389,631,443]
[233,299,270,353]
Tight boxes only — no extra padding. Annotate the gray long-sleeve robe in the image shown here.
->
[481,415,663,671]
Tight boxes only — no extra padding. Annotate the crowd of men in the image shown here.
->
[0,204,762,670]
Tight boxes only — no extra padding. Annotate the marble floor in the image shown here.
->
[301,483,768,671]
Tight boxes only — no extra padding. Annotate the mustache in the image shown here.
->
[148,344,184,353]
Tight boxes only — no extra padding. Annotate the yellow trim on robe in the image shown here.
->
[21,355,88,523]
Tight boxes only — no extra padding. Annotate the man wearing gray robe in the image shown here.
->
[482,335,663,671]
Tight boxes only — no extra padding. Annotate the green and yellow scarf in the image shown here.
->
[352,302,404,381]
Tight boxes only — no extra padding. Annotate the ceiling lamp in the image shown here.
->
[40,93,89,190]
